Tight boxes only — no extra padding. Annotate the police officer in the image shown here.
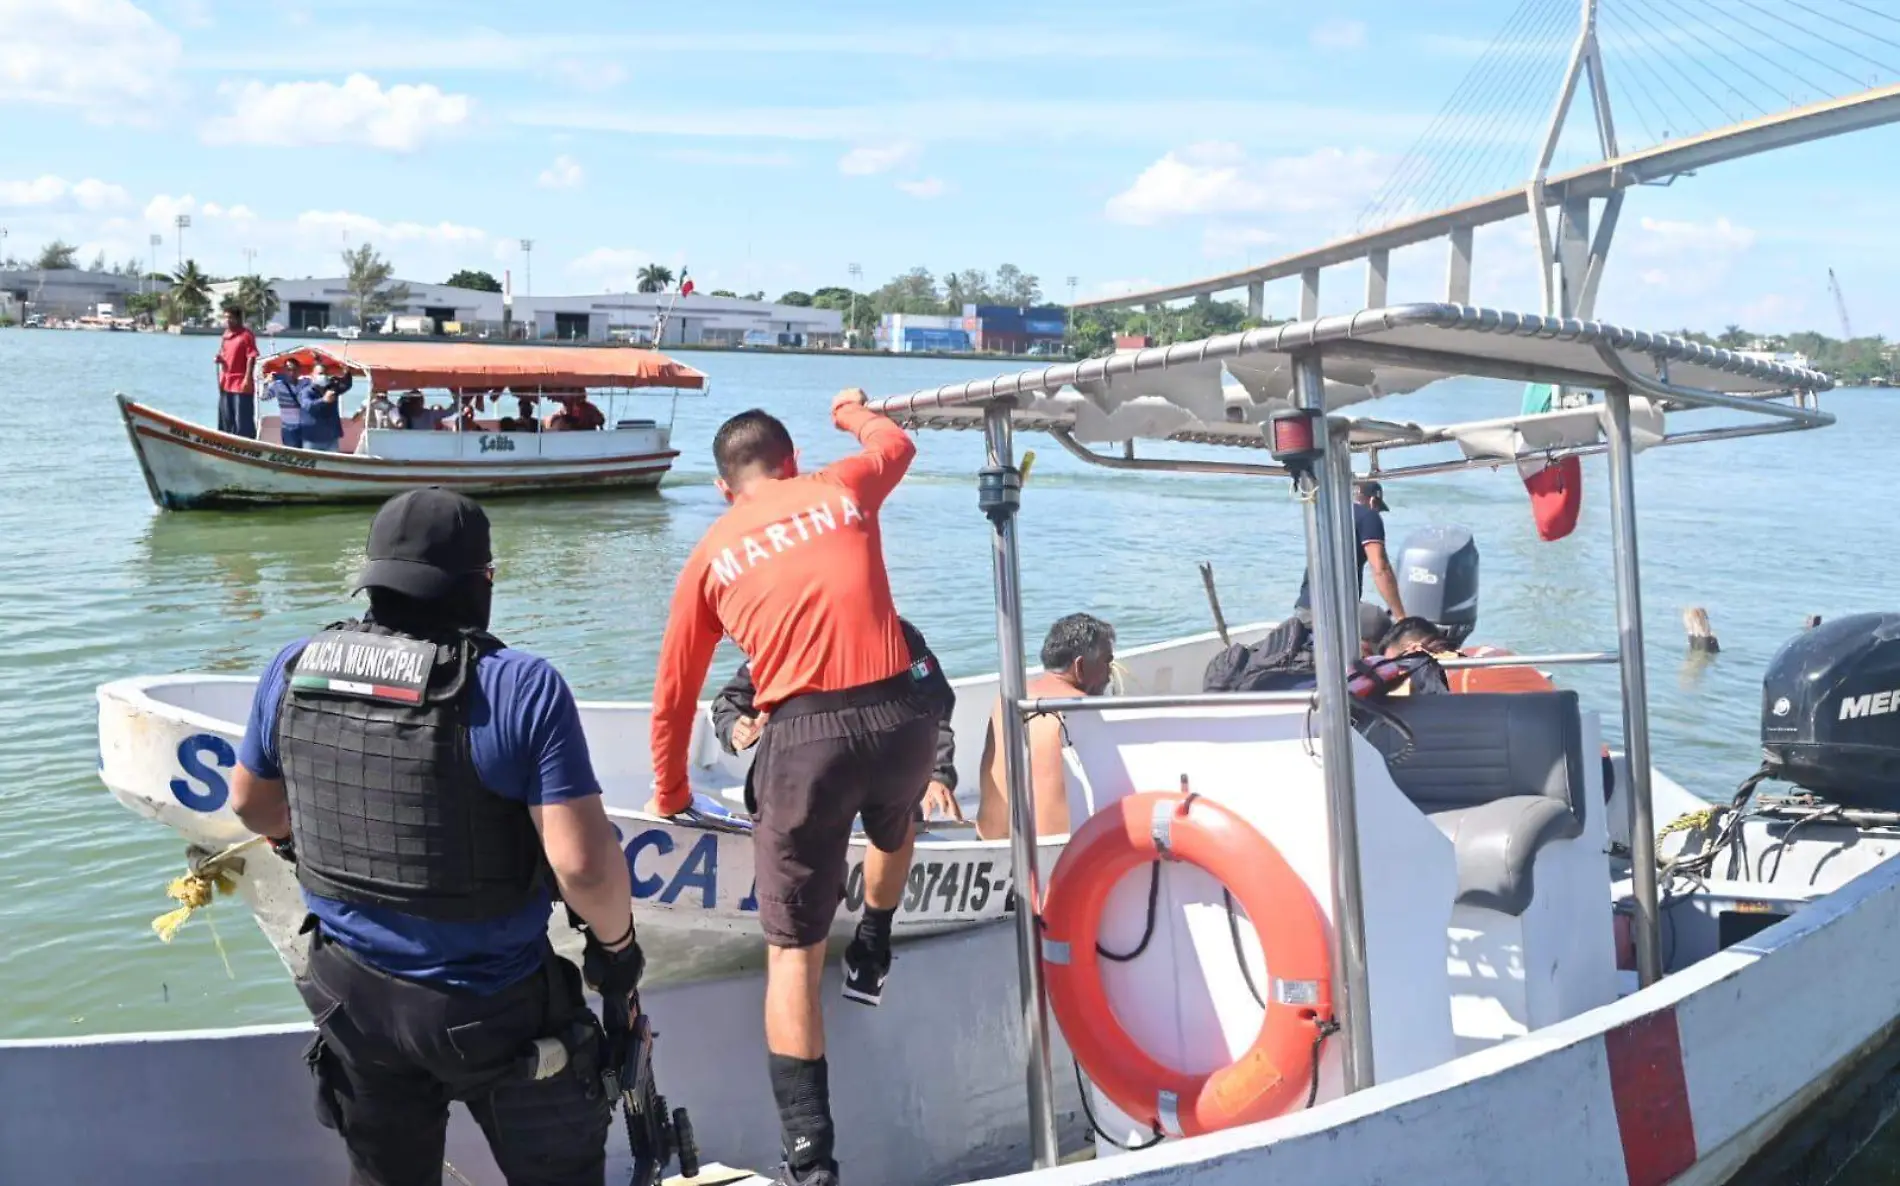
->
[230,487,645,1186]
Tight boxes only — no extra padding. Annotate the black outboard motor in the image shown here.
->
[1394,526,1479,646]
[1761,613,1900,809]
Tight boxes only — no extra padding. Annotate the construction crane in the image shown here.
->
[1828,267,1854,340]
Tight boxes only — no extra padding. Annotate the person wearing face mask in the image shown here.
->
[975,612,1117,842]
[226,488,638,1186]
[647,394,930,1186]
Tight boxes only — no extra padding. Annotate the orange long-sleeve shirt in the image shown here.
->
[649,403,916,811]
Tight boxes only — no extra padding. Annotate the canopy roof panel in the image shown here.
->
[259,342,708,393]
[868,304,1831,447]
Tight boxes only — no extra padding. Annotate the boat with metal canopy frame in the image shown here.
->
[35,303,1900,1186]
[116,341,709,510]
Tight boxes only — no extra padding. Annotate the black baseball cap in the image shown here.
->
[353,488,492,599]
[1358,601,1393,647]
[1357,479,1389,512]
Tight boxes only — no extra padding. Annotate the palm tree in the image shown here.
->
[167,260,213,325]
[223,274,279,326]
[635,263,674,293]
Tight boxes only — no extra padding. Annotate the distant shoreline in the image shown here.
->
[63,324,1070,365]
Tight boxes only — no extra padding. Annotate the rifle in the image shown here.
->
[601,987,699,1186]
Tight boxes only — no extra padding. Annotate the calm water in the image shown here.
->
[2,328,1896,1171]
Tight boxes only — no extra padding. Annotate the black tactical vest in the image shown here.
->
[274,619,548,921]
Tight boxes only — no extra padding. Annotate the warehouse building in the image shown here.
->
[0,268,168,319]
[876,312,972,353]
[214,277,842,346]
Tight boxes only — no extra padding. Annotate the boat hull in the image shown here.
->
[117,397,676,510]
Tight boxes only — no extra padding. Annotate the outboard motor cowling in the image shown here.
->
[1394,526,1479,646]
[1761,612,1900,809]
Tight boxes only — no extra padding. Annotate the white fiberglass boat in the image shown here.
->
[27,304,1900,1186]
[118,341,706,510]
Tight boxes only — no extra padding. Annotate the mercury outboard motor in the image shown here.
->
[1761,613,1900,809]
[1394,526,1479,646]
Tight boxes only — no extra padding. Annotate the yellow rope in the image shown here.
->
[152,836,267,945]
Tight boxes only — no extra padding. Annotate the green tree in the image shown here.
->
[222,274,280,326]
[872,267,940,315]
[1717,323,1749,348]
[777,290,813,306]
[35,240,79,270]
[342,243,412,328]
[166,260,213,324]
[993,263,1042,306]
[87,250,108,273]
[709,289,738,298]
[125,291,164,320]
[743,290,764,301]
[635,263,674,293]
[445,269,502,292]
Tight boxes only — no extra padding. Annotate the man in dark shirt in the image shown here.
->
[1295,479,1406,619]
[711,617,961,821]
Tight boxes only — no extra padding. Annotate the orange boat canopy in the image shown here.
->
[258,342,708,394]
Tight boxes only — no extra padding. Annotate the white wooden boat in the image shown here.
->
[93,621,1240,984]
[43,305,1900,1186]
[118,341,706,510]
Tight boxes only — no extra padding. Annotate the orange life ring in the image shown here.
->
[1449,645,1555,694]
[1040,791,1333,1137]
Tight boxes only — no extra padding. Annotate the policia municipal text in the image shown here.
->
[230,488,645,1186]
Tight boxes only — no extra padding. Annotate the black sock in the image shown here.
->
[769,1053,834,1172]
[856,905,895,949]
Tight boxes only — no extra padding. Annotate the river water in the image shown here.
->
[2,328,1895,1174]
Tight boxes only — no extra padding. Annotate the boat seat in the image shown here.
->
[1376,692,1588,916]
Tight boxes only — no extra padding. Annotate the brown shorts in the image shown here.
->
[748,677,937,947]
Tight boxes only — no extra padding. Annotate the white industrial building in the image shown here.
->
[213,277,842,347]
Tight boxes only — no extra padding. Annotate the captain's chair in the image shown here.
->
[1376,692,1619,1051]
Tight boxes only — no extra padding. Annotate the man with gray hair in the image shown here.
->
[976,612,1116,840]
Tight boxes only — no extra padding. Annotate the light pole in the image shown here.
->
[148,234,161,295]
[847,261,862,348]
[175,214,190,269]
[520,239,534,296]
[242,247,257,276]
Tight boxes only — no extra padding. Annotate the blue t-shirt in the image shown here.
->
[1294,502,1386,610]
[239,638,601,993]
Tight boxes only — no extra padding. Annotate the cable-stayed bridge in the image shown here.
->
[1075,0,1900,324]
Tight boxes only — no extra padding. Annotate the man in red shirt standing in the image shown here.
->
[648,389,933,1186]
[215,305,260,438]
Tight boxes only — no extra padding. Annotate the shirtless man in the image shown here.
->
[975,613,1116,840]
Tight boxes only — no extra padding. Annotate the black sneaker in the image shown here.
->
[774,1160,839,1185]
[841,935,891,1007]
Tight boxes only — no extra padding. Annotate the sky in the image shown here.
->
[3,0,1897,336]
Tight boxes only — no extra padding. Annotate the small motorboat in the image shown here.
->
[117,341,707,510]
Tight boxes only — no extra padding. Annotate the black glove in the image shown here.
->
[268,834,297,865]
[582,924,645,1028]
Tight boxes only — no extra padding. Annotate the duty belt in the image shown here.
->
[771,669,920,721]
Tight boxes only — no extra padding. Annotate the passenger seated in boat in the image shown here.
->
[712,616,963,821]
[1365,616,1453,697]
[976,612,1116,840]
[545,393,605,431]
[394,392,434,429]
[437,394,481,432]
[498,396,540,433]
[363,392,403,430]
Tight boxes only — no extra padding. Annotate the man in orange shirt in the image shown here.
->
[215,304,260,438]
[648,390,932,1186]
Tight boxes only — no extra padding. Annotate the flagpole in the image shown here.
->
[650,266,689,347]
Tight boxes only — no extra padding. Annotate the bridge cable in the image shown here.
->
[1620,0,1796,111]
[1835,0,1900,32]
[1597,3,1722,135]
[1660,0,1850,102]
[1593,16,1675,144]
[1415,0,1578,216]
[1355,0,1556,228]
[1775,0,1900,66]
[1618,0,1779,116]
[1720,0,1894,90]
[1620,0,1753,123]
[1600,0,1741,129]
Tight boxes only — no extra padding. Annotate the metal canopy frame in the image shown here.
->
[865,303,1835,1171]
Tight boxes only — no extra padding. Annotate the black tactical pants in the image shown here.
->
[297,928,613,1186]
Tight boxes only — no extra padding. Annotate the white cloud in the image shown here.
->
[1635,215,1757,253]
[1106,143,1391,227]
[895,177,947,199]
[297,209,487,245]
[0,175,130,210]
[1311,19,1366,50]
[537,154,585,189]
[838,142,919,176]
[0,0,181,121]
[201,74,472,151]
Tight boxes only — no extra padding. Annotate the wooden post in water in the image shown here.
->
[1684,607,1720,654]
[1199,562,1232,647]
